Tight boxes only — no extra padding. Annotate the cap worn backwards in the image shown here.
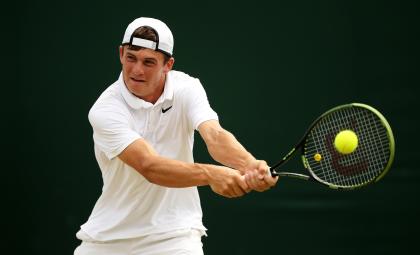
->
[122,17,174,56]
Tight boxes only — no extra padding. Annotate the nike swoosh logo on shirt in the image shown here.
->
[161,106,173,113]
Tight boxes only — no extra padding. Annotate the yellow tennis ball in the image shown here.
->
[334,130,358,154]
[314,153,322,161]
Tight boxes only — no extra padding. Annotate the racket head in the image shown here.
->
[302,103,395,189]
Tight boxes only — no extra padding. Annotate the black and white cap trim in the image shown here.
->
[131,38,157,50]
[122,17,174,56]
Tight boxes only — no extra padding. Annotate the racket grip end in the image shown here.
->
[269,167,279,177]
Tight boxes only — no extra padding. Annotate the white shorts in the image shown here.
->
[74,229,204,255]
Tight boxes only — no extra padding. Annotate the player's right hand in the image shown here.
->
[207,166,250,198]
[244,160,278,192]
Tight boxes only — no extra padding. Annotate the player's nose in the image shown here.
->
[132,62,145,76]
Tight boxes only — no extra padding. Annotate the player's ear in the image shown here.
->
[119,46,124,64]
[164,57,175,73]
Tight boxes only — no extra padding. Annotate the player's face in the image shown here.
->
[119,46,174,103]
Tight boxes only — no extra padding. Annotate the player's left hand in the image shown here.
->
[244,160,278,192]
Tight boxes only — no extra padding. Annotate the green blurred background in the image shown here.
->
[11,0,419,254]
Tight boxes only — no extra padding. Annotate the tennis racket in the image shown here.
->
[270,103,395,190]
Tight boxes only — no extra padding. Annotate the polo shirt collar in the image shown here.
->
[119,72,174,110]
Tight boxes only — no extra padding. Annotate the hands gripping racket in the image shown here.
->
[270,103,395,190]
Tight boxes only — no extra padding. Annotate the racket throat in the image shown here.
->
[270,170,311,181]
[271,148,297,170]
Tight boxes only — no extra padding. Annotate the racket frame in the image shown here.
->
[269,103,395,189]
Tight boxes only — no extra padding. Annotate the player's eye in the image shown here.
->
[144,60,156,66]
[126,55,136,62]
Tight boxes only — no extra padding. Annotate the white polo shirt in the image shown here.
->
[80,70,218,241]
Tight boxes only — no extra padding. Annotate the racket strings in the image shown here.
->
[304,106,391,188]
[334,109,387,185]
[332,109,387,185]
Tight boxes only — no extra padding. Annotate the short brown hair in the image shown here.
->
[123,26,171,63]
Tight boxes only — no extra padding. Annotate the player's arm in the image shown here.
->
[198,120,278,191]
[89,102,248,197]
[198,120,255,173]
[118,138,250,198]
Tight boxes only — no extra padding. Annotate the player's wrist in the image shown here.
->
[237,155,257,174]
[196,163,230,186]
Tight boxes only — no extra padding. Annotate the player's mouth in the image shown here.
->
[131,77,146,84]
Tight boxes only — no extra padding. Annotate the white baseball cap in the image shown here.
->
[122,17,174,56]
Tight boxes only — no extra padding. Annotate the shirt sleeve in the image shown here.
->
[183,79,219,130]
[88,104,141,160]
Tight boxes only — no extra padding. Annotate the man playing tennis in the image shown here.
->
[74,17,278,255]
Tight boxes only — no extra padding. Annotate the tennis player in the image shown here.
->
[74,17,278,255]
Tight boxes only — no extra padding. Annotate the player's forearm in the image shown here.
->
[206,129,255,173]
[118,138,250,196]
[119,139,215,187]
[133,155,213,187]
